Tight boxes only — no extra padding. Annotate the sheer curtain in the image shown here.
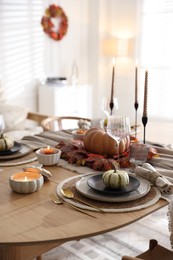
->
[0,0,45,104]
[138,0,173,121]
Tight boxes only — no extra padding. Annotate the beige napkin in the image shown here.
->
[135,163,173,195]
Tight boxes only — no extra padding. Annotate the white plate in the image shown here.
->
[76,174,151,202]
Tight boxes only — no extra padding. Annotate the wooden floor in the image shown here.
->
[40,205,171,260]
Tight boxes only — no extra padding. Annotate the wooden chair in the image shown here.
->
[122,239,173,260]
[27,111,48,125]
[41,116,91,131]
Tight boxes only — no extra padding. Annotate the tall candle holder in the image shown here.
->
[134,101,139,138]
[110,58,115,115]
[142,70,148,144]
[109,99,114,115]
[134,64,138,138]
[142,115,148,144]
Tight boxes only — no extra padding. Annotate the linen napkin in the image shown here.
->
[135,163,173,195]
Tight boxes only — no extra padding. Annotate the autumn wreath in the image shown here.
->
[41,4,68,41]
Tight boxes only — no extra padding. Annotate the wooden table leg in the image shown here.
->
[36,256,42,260]
[0,246,23,260]
[0,242,62,260]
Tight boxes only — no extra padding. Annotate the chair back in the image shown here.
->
[41,116,91,131]
[122,239,173,260]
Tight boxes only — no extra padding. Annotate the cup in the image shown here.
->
[129,143,149,166]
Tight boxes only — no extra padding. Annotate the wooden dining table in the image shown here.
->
[0,156,168,260]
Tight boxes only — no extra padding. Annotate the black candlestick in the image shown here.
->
[109,100,114,115]
[142,116,148,144]
[134,101,139,138]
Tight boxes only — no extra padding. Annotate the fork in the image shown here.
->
[49,193,97,218]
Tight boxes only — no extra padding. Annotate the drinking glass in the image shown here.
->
[129,143,149,167]
[101,97,118,117]
[107,115,129,167]
[0,114,5,137]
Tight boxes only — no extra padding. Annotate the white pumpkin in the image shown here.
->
[0,134,14,151]
[9,172,44,194]
[102,169,129,189]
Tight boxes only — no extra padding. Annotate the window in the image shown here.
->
[138,0,173,121]
[0,0,45,101]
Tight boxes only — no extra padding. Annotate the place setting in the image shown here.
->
[55,140,173,213]
[0,114,37,166]
[55,111,163,213]
[55,101,173,214]
[56,169,161,213]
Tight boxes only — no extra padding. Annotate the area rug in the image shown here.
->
[41,206,171,260]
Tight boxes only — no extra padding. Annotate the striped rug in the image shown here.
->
[41,206,171,260]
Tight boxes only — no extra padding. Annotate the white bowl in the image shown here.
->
[36,147,61,166]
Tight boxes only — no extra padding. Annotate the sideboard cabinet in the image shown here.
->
[38,84,92,118]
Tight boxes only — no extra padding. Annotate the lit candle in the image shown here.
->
[9,172,44,193]
[36,147,61,166]
[16,176,28,182]
[143,70,148,117]
[110,57,115,102]
[135,61,138,103]
[76,129,86,134]
[42,146,55,154]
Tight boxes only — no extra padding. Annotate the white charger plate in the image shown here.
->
[76,174,151,202]
[56,173,161,213]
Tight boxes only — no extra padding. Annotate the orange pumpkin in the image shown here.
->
[83,127,130,156]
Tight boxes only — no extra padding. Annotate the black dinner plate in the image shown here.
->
[0,141,22,156]
[87,174,140,196]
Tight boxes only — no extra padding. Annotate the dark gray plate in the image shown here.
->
[0,142,22,156]
[87,174,140,196]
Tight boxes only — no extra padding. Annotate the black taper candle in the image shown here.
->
[134,64,139,137]
[110,58,115,115]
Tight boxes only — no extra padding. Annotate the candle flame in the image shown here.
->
[112,57,115,65]
[44,146,55,154]
[24,176,28,181]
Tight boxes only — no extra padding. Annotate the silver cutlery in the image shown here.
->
[61,188,105,213]
[49,193,97,218]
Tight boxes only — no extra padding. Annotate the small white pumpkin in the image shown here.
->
[9,172,44,194]
[102,169,129,189]
[0,134,14,151]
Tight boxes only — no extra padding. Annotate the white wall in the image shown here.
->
[43,0,90,83]
[42,0,138,123]
[6,0,138,122]
[96,0,139,124]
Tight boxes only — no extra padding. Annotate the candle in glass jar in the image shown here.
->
[143,70,148,117]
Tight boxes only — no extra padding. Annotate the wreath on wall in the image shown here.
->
[41,4,68,41]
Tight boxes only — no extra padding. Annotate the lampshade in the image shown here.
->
[102,38,129,57]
